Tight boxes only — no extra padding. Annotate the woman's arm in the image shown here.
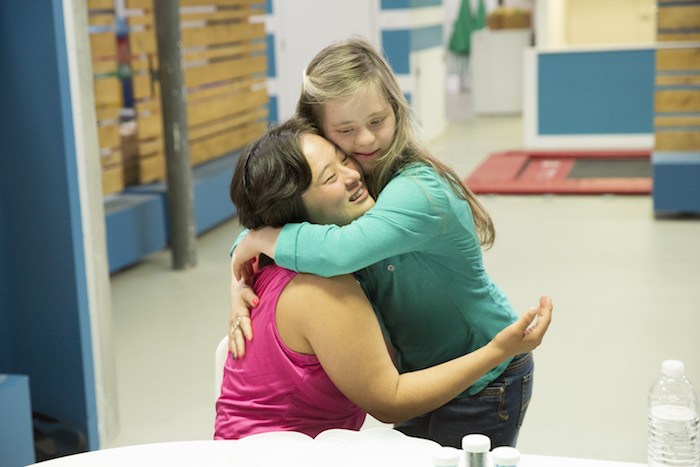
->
[232,167,450,280]
[278,274,552,423]
[229,228,276,355]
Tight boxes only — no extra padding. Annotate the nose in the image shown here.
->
[341,165,361,188]
[354,127,375,147]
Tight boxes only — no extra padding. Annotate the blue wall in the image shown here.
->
[0,375,36,466]
[0,0,98,450]
[381,0,442,8]
[382,24,443,74]
[105,152,239,273]
[538,49,655,135]
[653,152,700,213]
[0,198,9,370]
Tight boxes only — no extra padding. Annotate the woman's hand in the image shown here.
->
[232,227,282,281]
[491,295,552,357]
[229,257,259,358]
[232,232,262,282]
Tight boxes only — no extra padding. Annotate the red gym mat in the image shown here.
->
[464,149,652,195]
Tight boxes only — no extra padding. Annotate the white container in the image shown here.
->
[462,434,490,467]
[492,446,520,467]
[648,360,700,467]
[433,446,461,467]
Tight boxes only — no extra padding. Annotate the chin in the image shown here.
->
[358,161,377,173]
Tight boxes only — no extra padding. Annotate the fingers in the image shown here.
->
[240,286,260,314]
[539,295,552,312]
[228,317,251,358]
[233,255,257,284]
[240,258,256,285]
[230,277,257,339]
[228,275,259,358]
[513,307,538,334]
[232,232,259,281]
[523,295,553,343]
[245,258,254,281]
[535,295,553,330]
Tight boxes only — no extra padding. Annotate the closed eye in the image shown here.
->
[335,146,350,165]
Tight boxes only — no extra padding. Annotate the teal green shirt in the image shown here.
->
[273,164,519,396]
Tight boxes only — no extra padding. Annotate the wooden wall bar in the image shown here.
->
[88,0,125,195]
[179,0,268,165]
[653,0,700,213]
[654,21,700,152]
[124,0,268,184]
[125,0,166,185]
[657,0,700,42]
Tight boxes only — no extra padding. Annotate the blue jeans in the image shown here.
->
[394,352,535,448]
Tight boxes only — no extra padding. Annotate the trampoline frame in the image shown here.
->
[464,149,652,195]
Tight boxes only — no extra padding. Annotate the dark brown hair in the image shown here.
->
[230,118,318,230]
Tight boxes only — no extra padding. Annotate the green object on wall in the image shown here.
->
[449,0,486,56]
[475,0,486,29]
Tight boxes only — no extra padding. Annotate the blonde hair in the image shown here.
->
[297,37,495,248]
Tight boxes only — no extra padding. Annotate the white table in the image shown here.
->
[27,428,646,467]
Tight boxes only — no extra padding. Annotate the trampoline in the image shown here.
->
[464,150,652,195]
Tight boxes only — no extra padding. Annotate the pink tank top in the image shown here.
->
[214,264,366,439]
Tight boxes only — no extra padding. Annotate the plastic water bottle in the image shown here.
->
[648,360,700,467]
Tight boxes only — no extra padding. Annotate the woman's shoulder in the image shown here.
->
[255,264,298,294]
[280,274,364,325]
[287,273,361,296]
[396,161,438,178]
[393,163,450,189]
[385,163,451,205]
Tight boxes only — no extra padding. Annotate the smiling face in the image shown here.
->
[300,133,375,226]
[319,82,396,175]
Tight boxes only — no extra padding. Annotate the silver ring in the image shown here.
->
[230,316,243,334]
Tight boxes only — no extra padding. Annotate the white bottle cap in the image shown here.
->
[662,360,684,378]
[492,446,521,467]
[432,446,461,466]
[462,434,491,453]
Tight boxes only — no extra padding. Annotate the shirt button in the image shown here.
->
[387,265,395,272]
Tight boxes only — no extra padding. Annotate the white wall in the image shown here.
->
[64,0,120,446]
[269,1,447,141]
[564,0,656,46]
[272,0,379,122]
[413,47,448,141]
[537,0,656,49]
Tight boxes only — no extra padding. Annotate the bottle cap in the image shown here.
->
[492,446,521,466]
[432,446,461,466]
[462,434,491,453]
[662,360,684,378]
